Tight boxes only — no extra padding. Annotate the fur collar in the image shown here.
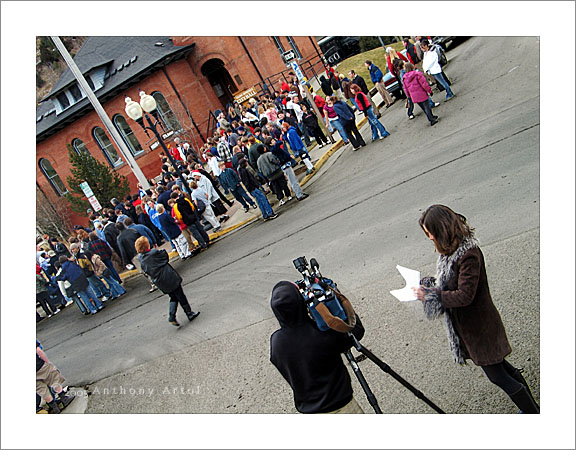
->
[423,236,479,364]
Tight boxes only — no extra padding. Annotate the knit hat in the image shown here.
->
[70,243,80,250]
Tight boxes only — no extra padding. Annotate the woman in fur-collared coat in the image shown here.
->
[413,205,539,413]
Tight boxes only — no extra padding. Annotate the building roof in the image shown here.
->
[36,36,195,142]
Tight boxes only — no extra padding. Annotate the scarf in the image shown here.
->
[422,236,479,364]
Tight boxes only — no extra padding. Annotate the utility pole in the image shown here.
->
[378,36,387,50]
[51,36,150,190]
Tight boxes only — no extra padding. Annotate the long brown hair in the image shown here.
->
[419,205,475,255]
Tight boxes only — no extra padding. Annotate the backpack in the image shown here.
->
[195,198,206,215]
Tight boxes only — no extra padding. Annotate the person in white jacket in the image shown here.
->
[421,38,454,101]
[189,171,223,230]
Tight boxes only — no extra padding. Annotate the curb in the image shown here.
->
[301,116,369,187]
[119,217,259,282]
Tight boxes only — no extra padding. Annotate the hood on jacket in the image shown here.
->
[270,281,310,328]
[402,70,420,83]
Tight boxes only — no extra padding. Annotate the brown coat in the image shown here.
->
[437,247,511,366]
[91,253,108,278]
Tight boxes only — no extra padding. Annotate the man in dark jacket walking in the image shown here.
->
[116,222,157,292]
[136,237,200,327]
[270,281,365,413]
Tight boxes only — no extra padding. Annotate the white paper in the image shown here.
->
[390,265,420,302]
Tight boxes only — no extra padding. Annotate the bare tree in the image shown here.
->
[36,184,73,240]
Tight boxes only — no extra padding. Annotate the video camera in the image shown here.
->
[293,256,353,332]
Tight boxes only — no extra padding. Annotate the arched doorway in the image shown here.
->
[201,59,238,109]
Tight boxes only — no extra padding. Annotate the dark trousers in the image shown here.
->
[309,125,328,145]
[211,198,228,216]
[341,119,365,148]
[186,220,210,248]
[231,186,255,209]
[269,175,291,201]
[481,359,539,413]
[214,181,234,206]
[168,284,193,321]
[37,291,56,316]
[416,100,437,124]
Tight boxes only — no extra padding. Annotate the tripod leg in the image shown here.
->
[354,342,446,414]
[344,351,382,414]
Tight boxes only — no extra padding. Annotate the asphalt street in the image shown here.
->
[37,37,541,416]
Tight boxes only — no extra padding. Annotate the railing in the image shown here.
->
[202,53,329,140]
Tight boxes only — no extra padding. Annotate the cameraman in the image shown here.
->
[270,281,365,413]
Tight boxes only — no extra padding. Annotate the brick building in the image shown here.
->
[36,36,324,226]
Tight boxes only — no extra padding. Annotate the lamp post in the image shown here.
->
[125,90,190,194]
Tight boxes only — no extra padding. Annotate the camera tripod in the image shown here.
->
[344,333,446,414]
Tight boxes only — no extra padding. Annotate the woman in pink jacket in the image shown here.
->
[402,63,439,126]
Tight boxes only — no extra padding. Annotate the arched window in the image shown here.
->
[93,127,122,167]
[39,158,68,196]
[113,114,143,156]
[72,138,91,156]
[151,91,182,131]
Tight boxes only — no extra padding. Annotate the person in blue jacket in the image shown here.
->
[217,161,257,212]
[56,256,103,314]
[124,217,157,248]
[364,60,395,108]
[329,96,366,151]
[281,122,315,174]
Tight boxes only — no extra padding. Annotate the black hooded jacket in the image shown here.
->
[269,281,365,413]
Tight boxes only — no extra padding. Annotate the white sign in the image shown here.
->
[79,181,94,198]
[87,195,102,212]
[162,130,174,140]
[283,49,296,63]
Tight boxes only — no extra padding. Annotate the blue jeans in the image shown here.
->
[76,286,102,313]
[349,97,359,110]
[71,294,89,314]
[102,274,126,298]
[433,72,454,98]
[408,97,436,116]
[88,275,111,298]
[231,185,255,209]
[329,118,348,143]
[103,258,121,284]
[159,228,175,249]
[250,188,274,218]
[365,106,390,140]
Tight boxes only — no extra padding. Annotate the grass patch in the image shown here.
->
[312,41,407,95]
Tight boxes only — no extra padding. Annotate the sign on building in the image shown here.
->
[282,49,297,64]
[234,86,258,104]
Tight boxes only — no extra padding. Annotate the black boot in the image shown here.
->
[510,367,539,408]
[509,385,540,414]
[168,302,180,326]
[57,392,75,409]
[47,400,61,414]
[182,304,200,322]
